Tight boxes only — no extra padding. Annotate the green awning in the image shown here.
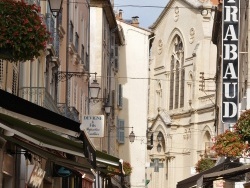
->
[0,113,84,156]
[0,113,92,170]
[96,150,120,167]
[0,112,123,175]
[3,135,92,170]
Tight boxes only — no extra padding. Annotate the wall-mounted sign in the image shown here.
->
[27,165,46,188]
[222,0,240,123]
[80,115,104,137]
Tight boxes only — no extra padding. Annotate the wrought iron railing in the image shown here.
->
[57,103,80,122]
[19,87,61,114]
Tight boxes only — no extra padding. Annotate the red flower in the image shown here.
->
[0,0,49,62]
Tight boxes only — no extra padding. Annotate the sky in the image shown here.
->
[114,0,170,29]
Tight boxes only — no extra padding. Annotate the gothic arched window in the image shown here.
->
[169,35,185,110]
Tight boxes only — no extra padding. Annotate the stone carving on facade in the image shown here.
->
[183,128,191,139]
[157,39,163,55]
[156,81,162,97]
[189,28,195,44]
[174,6,179,22]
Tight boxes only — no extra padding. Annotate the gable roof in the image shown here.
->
[150,110,171,130]
[149,0,215,29]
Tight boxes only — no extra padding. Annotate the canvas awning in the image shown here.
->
[0,89,123,176]
[0,89,80,137]
[0,112,122,176]
[0,112,93,171]
[199,164,250,186]
[176,158,240,188]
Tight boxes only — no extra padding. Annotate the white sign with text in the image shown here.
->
[80,115,104,137]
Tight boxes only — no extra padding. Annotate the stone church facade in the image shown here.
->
[146,0,217,187]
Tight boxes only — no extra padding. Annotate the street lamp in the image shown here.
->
[129,130,135,143]
[89,73,101,99]
[104,104,112,115]
[48,0,63,16]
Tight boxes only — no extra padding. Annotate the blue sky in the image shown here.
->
[114,0,170,29]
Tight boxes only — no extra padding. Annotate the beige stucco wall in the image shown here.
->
[116,20,152,187]
[147,0,217,187]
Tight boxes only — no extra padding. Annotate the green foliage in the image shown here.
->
[235,110,250,142]
[195,158,215,173]
[0,0,50,62]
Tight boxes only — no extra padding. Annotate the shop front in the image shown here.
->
[0,89,124,188]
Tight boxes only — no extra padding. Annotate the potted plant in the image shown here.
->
[195,158,215,173]
[123,161,132,176]
[234,109,250,142]
[212,130,248,158]
[107,161,132,176]
[0,0,50,62]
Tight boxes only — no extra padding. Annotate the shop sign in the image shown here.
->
[80,115,104,137]
[222,0,240,123]
[27,165,46,188]
[53,164,72,177]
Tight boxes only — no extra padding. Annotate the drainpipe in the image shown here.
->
[65,0,70,116]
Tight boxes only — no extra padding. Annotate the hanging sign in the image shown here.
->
[222,0,240,123]
[80,115,104,137]
[27,165,46,188]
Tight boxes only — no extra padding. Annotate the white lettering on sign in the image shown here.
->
[222,0,239,123]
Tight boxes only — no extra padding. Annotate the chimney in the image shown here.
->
[131,16,139,27]
[118,9,123,20]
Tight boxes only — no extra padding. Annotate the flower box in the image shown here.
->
[0,0,50,62]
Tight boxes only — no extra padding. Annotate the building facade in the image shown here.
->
[116,12,152,187]
[0,0,125,187]
[147,0,217,187]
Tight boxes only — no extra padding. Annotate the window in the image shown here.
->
[117,84,123,108]
[81,45,85,64]
[67,79,71,106]
[75,32,79,52]
[85,53,89,71]
[169,35,185,109]
[74,81,77,107]
[117,118,125,144]
[69,21,74,43]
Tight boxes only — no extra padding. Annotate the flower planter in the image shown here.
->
[0,0,49,62]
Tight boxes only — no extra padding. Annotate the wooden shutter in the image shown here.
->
[117,119,125,144]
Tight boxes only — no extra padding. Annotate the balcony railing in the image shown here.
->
[19,87,61,114]
[58,103,80,122]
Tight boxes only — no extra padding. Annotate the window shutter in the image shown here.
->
[117,119,125,144]
[118,84,123,109]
